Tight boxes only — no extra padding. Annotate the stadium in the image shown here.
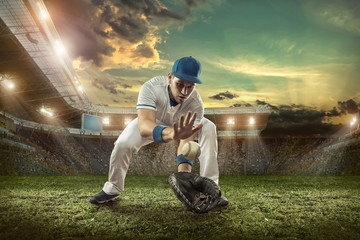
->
[0,1,359,240]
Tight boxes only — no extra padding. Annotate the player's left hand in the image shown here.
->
[172,111,203,140]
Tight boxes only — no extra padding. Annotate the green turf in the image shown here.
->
[0,176,359,240]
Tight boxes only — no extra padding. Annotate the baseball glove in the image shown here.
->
[168,172,221,213]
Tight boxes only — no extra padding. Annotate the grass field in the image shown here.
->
[0,176,359,240]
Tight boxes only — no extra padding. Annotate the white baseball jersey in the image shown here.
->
[136,76,204,126]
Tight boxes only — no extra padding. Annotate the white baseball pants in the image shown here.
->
[102,117,219,195]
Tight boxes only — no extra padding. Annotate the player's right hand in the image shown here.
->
[172,111,203,140]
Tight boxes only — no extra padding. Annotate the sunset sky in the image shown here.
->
[44,0,360,134]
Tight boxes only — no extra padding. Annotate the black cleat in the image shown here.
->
[90,190,119,204]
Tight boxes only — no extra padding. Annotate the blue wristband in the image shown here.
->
[152,125,167,143]
[176,154,194,166]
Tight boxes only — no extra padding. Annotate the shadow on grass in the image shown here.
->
[1,198,238,240]
[4,199,359,240]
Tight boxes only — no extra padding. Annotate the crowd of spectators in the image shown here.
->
[1,126,359,176]
[299,137,360,176]
[1,129,60,176]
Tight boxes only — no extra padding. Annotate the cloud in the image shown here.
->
[93,0,184,43]
[92,77,122,95]
[337,99,359,114]
[212,57,321,78]
[120,83,132,89]
[231,103,252,107]
[74,62,144,106]
[274,104,326,123]
[261,103,343,136]
[205,55,360,111]
[266,38,299,54]
[223,98,349,136]
[255,99,350,118]
[77,75,140,107]
[255,100,278,111]
[316,1,360,35]
[43,0,115,66]
[209,91,238,100]
[44,0,207,69]
[184,0,206,13]
[226,99,353,136]
[303,0,360,41]
[326,107,342,117]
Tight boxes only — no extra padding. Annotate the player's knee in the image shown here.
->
[114,138,134,152]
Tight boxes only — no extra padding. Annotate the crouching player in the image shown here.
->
[90,56,228,208]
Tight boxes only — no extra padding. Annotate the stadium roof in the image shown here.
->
[0,0,87,126]
[0,0,90,108]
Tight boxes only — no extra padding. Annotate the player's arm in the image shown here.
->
[137,108,174,142]
[137,109,202,142]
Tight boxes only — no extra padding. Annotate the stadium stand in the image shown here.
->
[1,113,359,176]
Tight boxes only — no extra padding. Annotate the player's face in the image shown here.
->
[168,74,195,104]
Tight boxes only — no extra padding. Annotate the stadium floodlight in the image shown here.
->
[2,80,15,90]
[37,2,49,20]
[103,117,110,125]
[227,117,235,125]
[350,117,357,126]
[40,107,54,117]
[6,81,15,90]
[77,85,84,93]
[40,7,49,19]
[0,76,15,90]
[249,117,255,125]
[54,40,66,55]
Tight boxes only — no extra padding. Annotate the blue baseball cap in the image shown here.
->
[172,56,202,84]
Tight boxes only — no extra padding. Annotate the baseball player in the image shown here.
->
[90,56,228,207]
